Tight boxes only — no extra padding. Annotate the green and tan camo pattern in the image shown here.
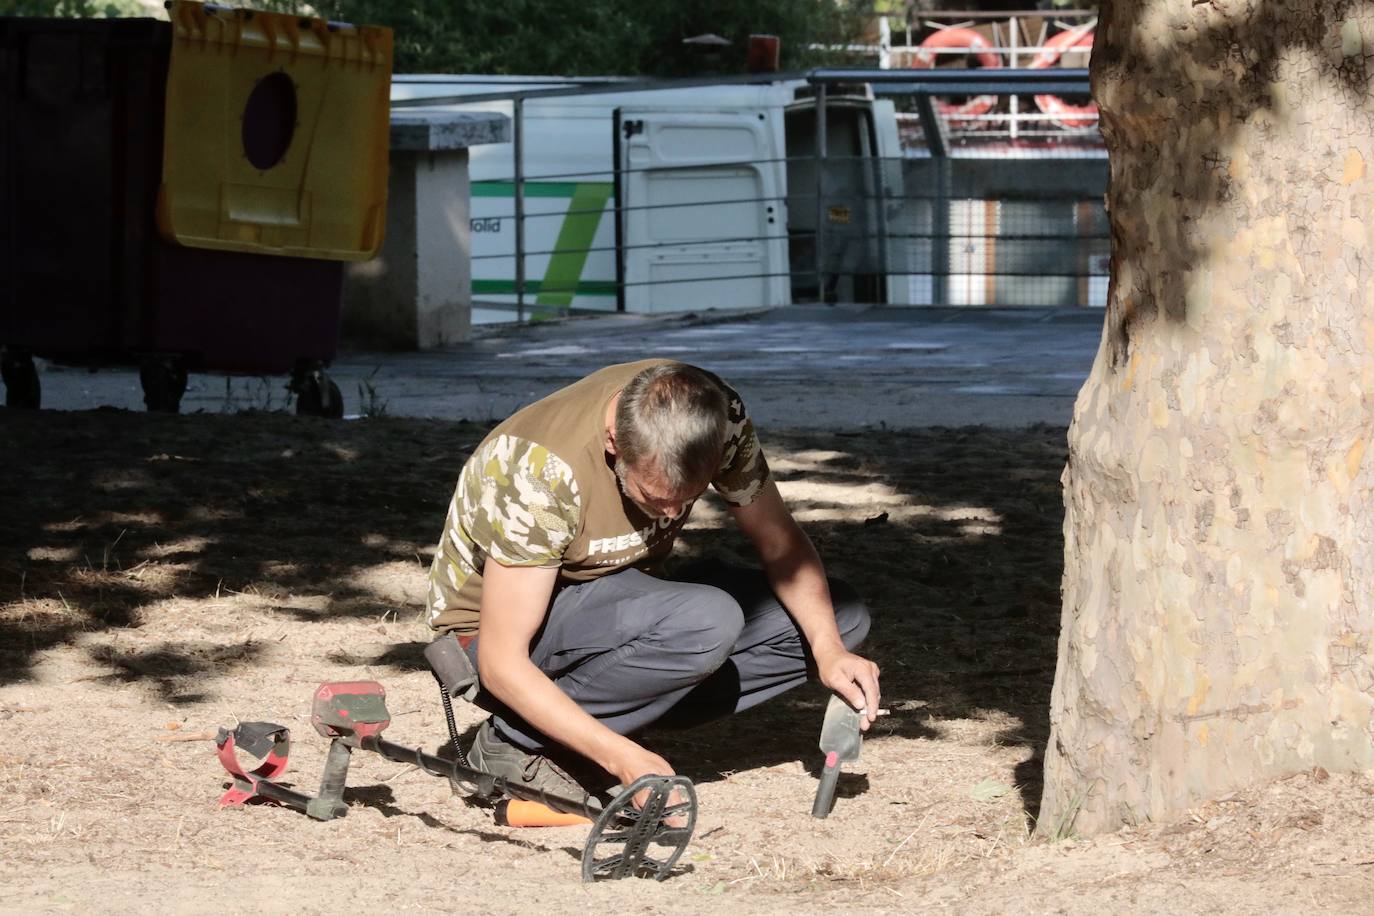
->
[425,372,770,635]
[713,390,769,507]
[426,434,582,632]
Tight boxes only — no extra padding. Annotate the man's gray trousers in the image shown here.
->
[464,561,871,753]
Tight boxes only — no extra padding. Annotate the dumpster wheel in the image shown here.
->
[294,370,344,420]
[2,351,41,409]
[140,357,188,414]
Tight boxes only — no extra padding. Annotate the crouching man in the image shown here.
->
[425,360,880,797]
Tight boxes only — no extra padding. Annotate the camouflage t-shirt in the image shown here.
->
[426,360,770,634]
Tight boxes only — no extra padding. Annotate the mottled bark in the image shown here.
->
[1041,0,1374,836]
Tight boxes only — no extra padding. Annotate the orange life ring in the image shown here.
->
[911,27,1003,129]
[1029,28,1097,130]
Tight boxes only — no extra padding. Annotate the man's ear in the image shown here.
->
[604,392,621,455]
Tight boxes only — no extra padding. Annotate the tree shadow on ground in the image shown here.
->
[0,409,489,688]
[643,424,1065,821]
[1,410,1064,822]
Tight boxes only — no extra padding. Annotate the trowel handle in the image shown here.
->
[811,754,841,818]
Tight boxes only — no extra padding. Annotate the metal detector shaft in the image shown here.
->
[249,777,346,819]
[361,736,607,821]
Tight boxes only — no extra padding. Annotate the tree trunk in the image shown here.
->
[1041,0,1374,836]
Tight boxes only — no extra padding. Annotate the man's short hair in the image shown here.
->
[615,363,729,493]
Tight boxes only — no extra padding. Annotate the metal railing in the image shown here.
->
[809,68,1104,308]
[835,10,1100,142]
[392,66,1105,322]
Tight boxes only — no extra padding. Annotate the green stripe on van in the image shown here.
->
[473,279,618,296]
[536,182,616,309]
[472,181,612,198]
[471,180,617,306]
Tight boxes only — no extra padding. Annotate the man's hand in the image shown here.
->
[815,645,882,730]
[609,742,687,827]
[608,742,675,789]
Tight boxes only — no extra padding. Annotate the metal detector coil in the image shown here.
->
[583,775,697,882]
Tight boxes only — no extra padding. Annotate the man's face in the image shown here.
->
[614,458,700,520]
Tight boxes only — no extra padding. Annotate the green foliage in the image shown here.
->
[262,0,874,76]
[357,367,388,419]
[5,0,880,75]
[1,0,150,15]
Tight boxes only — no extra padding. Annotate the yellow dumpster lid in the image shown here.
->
[157,1,392,261]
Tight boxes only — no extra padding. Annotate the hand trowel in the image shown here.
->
[810,694,863,818]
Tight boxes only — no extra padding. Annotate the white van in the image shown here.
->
[391,76,906,323]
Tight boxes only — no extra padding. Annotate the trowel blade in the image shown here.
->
[818,694,863,764]
[811,694,864,818]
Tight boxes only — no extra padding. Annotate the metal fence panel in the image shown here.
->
[395,70,1109,322]
[818,153,1108,307]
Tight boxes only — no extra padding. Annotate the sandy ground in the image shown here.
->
[3,407,1374,914]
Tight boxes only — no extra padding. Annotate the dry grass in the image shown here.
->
[2,410,1374,913]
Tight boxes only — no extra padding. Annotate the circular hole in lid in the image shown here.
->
[242,72,297,171]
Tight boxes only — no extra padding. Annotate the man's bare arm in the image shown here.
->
[728,480,882,727]
[475,558,675,788]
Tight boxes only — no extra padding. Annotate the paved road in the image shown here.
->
[25,305,1105,429]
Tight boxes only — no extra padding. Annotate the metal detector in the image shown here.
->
[215,680,697,882]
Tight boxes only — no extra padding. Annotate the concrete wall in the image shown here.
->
[344,111,509,349]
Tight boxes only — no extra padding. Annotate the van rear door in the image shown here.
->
[784,97,894,305]
[615,106,789,313]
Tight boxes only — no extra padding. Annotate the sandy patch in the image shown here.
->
[2,410,1371,913]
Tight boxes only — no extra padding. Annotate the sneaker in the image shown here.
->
[468,719,600,801]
